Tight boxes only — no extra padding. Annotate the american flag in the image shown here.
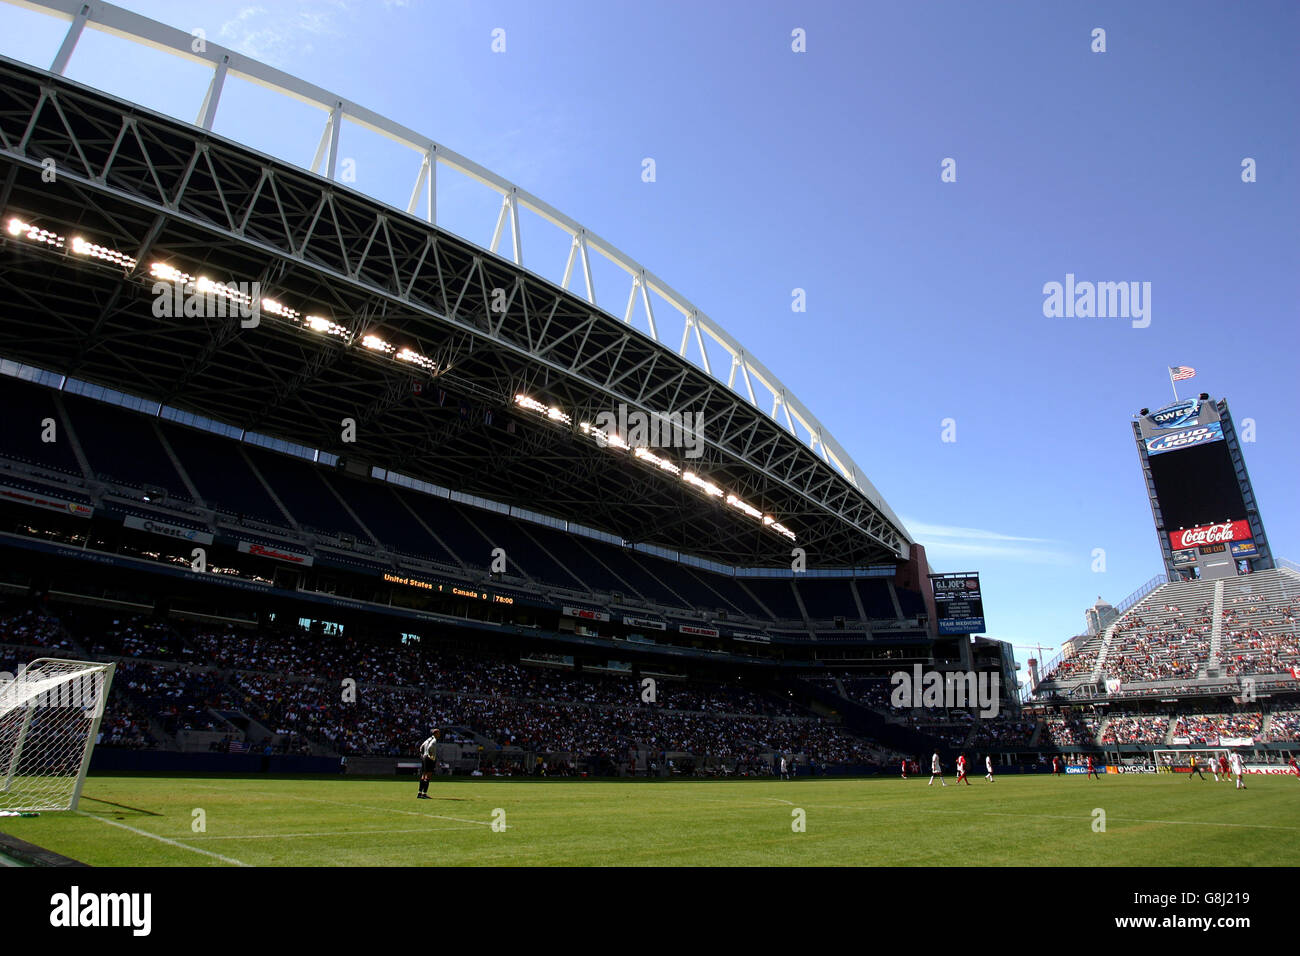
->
[1169,365,1196,382]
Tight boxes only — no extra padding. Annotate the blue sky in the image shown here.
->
[1,0,1296,671]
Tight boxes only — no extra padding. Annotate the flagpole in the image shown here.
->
[1168,366,1179,402]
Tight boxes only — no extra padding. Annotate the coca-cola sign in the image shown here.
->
[1169,520,1251,550]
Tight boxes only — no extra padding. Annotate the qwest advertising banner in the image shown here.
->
[1145,399,1202,429]
[124,514,214,544]
[1145,422,1223,456]
[1169,520,1251,551]
[930,574,985,635]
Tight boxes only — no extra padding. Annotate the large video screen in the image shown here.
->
[930,574,985,635]
[1148,439,1246,531]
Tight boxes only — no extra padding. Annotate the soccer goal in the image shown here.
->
[1153,749,1229,773]
[0,659,115,813]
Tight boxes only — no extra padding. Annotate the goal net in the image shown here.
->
[1152,748,1229,774]
[0,659,115,812]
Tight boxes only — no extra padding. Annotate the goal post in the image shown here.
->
[0,658,115,812]
[1153,748,1229,773]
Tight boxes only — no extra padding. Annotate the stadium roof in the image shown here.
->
[0,0,913,568]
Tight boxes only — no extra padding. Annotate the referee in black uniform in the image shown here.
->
[417,728,439,799]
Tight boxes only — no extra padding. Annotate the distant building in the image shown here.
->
[1084,596,1117,636]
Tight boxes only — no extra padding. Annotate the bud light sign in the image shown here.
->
[1169,520,1251,551]
[1145,422,1223,456]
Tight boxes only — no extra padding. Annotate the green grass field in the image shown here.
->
[4,772,1298,866]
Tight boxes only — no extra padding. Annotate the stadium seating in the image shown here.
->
[1101,714,1169,744]
[0,604,887,766]
[0,375,82,475]
[0,376,934,630]
[159,421,286,525]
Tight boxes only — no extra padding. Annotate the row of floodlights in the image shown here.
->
[513,394,796,542]
[6,216,441,375]
[7,215,794,541]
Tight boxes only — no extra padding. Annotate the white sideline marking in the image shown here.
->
[809,804,1300,832]
[78,812,252,866]
[191,826,481,841]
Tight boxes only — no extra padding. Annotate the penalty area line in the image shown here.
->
[77,812,252,866]
[281,793,510,830]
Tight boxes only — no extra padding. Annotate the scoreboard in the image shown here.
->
[929,573,985,635]
[1132,396,1271,580]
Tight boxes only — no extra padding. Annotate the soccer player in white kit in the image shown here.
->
[1229,750,1247,790]
[985,754,994,782]
[417,728,439,799]
[928,751,945,787]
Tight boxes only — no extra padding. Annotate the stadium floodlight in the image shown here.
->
[8,218,144,266]
[261,298,300,320]
[12,221,61,246]
[69,236,136,268]
[726,494,763,520]
[396,347,437,372]
[513,394,570,425]
[195,276,253,309]
[0,659,115,813]
[633,446,681,475]
[149,262,193,284]
[683,471,724,499]
[361,333,395,354]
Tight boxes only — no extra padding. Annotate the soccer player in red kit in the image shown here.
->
[901,758,908,780]
[1052,755,1062,777]
[956,753,970,785]
[1086,754,1100,780]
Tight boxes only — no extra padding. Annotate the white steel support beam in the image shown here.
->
[196,54,229,131]
[49,1,88,75]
